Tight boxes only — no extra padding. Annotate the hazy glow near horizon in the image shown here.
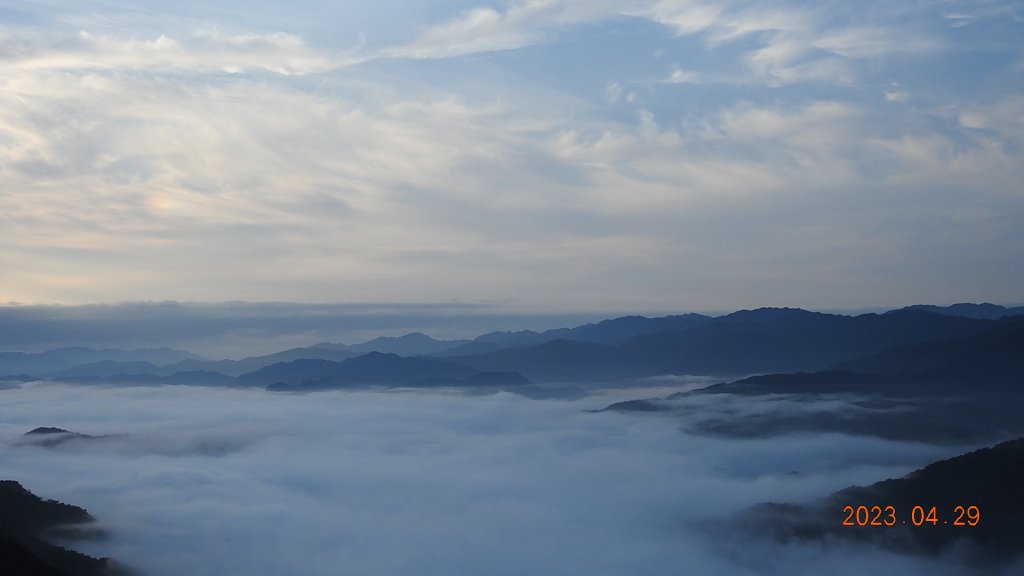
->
[2,1,1022,309]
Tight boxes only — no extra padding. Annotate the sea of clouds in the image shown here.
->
[0,382,1007,575]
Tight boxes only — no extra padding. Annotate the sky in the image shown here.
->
[2,0,1023,311]
[4,382,1012,576]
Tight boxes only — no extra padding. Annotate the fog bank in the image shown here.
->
[0,383,999,575]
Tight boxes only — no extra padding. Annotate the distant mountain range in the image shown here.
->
[0,347,200,377]
[904,302,1024,320]
[691,316,1024,396]
[441,313,714,355]
[1,303,1021,392]
[595,316,1024,443]
[447,308,994,380]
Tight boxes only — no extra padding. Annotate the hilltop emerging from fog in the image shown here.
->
[2,302,1023,575]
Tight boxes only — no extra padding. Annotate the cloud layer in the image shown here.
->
[0,383,1002,575]
[1,0,1022,309]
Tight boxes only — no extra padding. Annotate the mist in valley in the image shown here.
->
[2,382,1011,576]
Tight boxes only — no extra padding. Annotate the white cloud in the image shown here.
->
[381,0,933,77]
[740,20,941,85]
[380,0,623,59]
[0,0,1021,309]
[641,3,943,85]
[604,80,623,103]
[0,29,343,74]
[0,58,645,305]
[885,90,909,103]
[635,0,724,36]
[944,12,977,28]
[958,95,1024,140]
[942,1,1024,28]
[666,66,700,83]
[814,26,939,59]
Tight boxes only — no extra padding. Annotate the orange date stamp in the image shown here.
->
[842,505,980,527]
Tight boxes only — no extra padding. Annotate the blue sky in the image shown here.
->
[2,0,1022,311]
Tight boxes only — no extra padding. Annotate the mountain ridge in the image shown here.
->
[6,303,1022,388]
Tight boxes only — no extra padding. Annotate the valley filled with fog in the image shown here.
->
[2,381,1010,576]
[4,0,1022,573]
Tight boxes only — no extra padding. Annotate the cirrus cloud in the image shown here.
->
[0,0,1021,310]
